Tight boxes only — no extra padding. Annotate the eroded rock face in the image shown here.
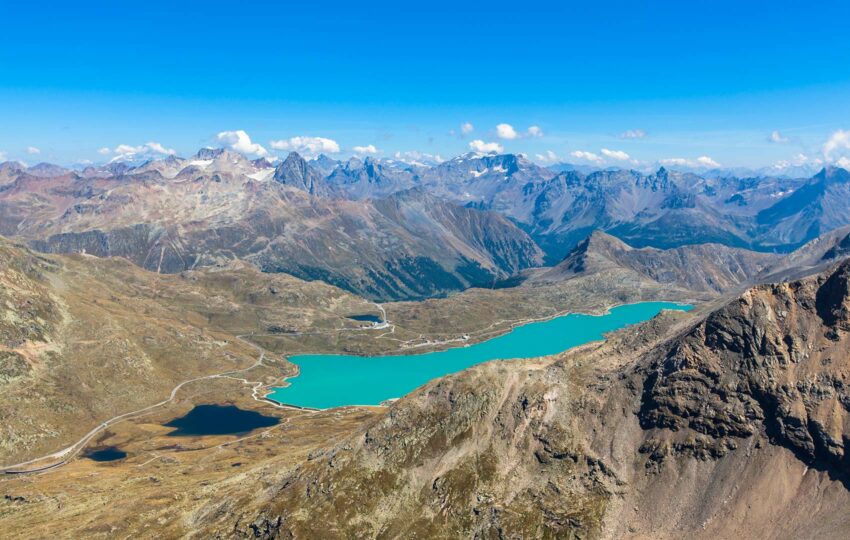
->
[241,261,850,538]
[639,263,850,477]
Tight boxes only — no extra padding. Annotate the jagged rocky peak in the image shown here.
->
[0,161,27,184]
[324,155,420,199]
[452,152,524,174]
[536,229,779,293]
[251,156,276,169]
[822,228,850,262]
[545,230,632,276]
[310,153,341,175]
[816,165,850,183]
[0,160,25,173]
[272,151,329,196]
[193,147,227,160]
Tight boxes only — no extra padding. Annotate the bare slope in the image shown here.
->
[0,237,373,464]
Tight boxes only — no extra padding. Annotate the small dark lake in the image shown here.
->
[347,314,383,323]
[84,446,127,462]
[163,404,279,436]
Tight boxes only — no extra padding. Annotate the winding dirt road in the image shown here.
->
[0,335,292,475]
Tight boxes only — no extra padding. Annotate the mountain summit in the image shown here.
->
[273,152,330,196]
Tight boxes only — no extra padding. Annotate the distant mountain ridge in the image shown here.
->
[1,148,849,299]
[0,150,542,300]
[531,230,779,293]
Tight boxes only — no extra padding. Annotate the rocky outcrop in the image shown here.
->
[639,261,850,478]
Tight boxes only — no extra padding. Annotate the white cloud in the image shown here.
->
[660,156,721,168]
[269,136,340,157]
[461,122,474,135]
[837,157,850,169]
[792,153,817,165]
[145,142,175,155]
[216,130,268,157]
[98,147,111,155]
[600,148,630,161]
[697,155,721,168]
[527,125,543,138]
[26,146,40,155]
[496,123,518,140]
[469,140,504,154]
[791,153,820,165]
[769,130,789,143]
[352,144,378,155]
[534,150,560,164]
[114,144,143,155]
[393,150,444,165]
[0,151,6,161]
[620,129,647,139]
[108,141,177,162]
[823,129,850,159]
[570,150,603,164]
[660,158,691,167]
[772,153,822,170]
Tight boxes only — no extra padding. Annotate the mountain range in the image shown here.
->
[2,148,849,301]
[0,149,541,300]
[4,157,850,536]
[6,233,849,537]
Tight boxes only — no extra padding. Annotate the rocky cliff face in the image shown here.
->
[240,260,850,539]
[640,261,850,472]
[326,157,419,199]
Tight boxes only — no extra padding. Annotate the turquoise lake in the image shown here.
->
[268,301,690,409]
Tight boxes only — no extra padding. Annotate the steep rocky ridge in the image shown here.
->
[532,230,779,293]
[758,224,850,282]
[326,157,419,199]
[272,152,331,196]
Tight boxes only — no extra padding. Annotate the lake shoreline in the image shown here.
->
[267,301,693,410]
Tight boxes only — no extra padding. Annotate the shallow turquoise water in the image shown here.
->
[268,301,690,409]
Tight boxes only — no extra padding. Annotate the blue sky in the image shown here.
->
[2,0,850,168]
